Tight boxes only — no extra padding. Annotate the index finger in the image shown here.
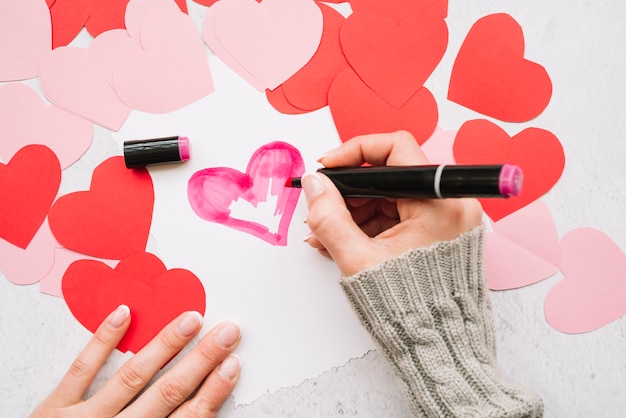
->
[319,131,430,168]
[52,305,131,405]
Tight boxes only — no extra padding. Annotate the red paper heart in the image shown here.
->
[448,13,552,122]
[49,0,188,48]
[63,252,206,353]
[266,85,310,115]
[545,228,626,334]
[350,0,448,22]
[0,145,61,249]
[49,0,90,48]
[328,68,438,144]
[280,2,349,111]
[453,119,565,222]
[48,156,154,259]
[340,9,447,109]
[187,142,304,246]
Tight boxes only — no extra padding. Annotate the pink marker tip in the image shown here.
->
[499,164,523,197]
[178,136,190,161]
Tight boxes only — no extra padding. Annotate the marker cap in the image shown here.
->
[123,136,190,168]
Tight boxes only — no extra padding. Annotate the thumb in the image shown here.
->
[301,172,371,275]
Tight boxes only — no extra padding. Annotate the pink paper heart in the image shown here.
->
[421,126,457,165]
[485,200,560,290]
[112,5,214,113]
[39,248,117,298]
[202,1,266,91]
[0,0,51,81]
[187,142,304,246]
[0,83,93,169]
[209,0,323,90]
[39,42,132,131]
[124,0,183,37]
[0,220,58,286]
[545,227,626,334]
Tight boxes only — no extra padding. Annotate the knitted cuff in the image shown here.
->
[340,226,543,417]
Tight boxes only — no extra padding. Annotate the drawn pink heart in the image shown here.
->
[485,200,560,290]
[0,0,51,81]
[187,142,304,246]
[39,42,132,131]
[113,5,214,113]
[545,227,626,334]
[0,83,93,169]
[209,0,323,90]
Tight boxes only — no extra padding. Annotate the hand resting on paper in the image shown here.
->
[302,131,544,417]
[30,307,241,418]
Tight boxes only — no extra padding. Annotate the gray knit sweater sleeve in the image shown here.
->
[340,226,543,417]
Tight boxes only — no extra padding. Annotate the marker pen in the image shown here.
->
[285,164,522,198]
[123,136,190,168]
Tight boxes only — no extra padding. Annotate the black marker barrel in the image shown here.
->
[123,136,190,168]
[298,164,522,198]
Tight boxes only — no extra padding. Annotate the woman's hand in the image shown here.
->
[30,305,241,417]
[302,131,483,276]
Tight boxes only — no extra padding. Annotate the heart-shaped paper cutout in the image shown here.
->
[113,5,214,113]
[0,0,51,81]
[350,0,448,23]
[39,43,132,131]
[124,0,184,36]
[265,85,310,115]
[453,119,565,222]
[448,13,552,122]
[187,141,304,246]
[340,9,447,109]
[40,247,117,298]
[48,0,89,48]
[328,68,438,144]
[48,156,154,260]
[195,0,262,6]
[0,82,93,169]
[209,0,323,90]
[545,227,626,334]
[63,252,206,353]
[280,2,349,111]
[421,126,457,165]
[48,0,188,48]
[485,200,560,290]
[0,145,61,249]
[202,0,267,91]
[0,220,59,286]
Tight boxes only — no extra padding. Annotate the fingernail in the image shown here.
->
[304,233,314,242]
[301,172,324,203]
[317,148,337,162]
[215,321,241,348]
[218,354,240,380]
[176,311,203,338]
[108,305,130,329]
